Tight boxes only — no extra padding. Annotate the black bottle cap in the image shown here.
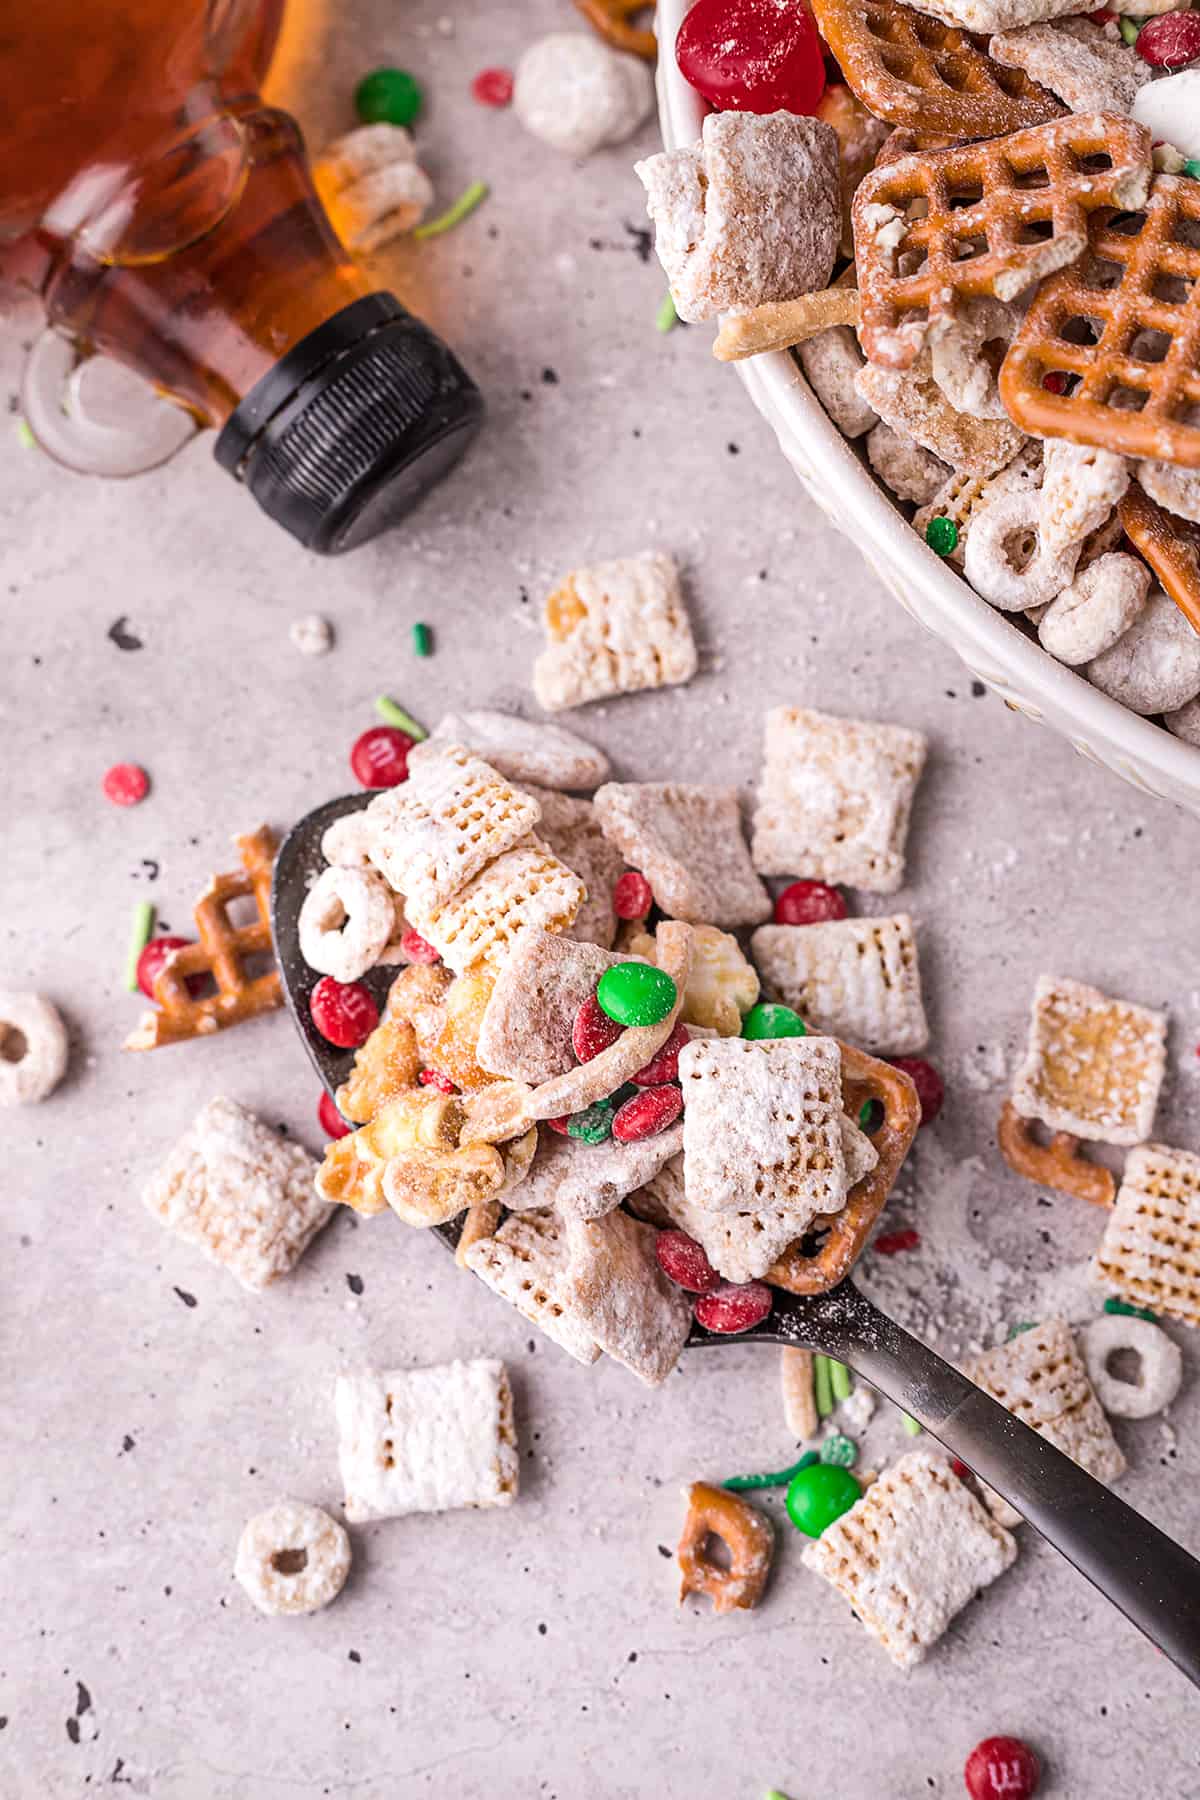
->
[214,292,483,555]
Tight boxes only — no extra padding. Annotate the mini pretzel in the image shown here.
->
[768,1043,921,1295]
[525,922,693,1120]
[455,1199,503,1268]
[677,1482,774,1615]
[574,0,656,60]
[997,1099,1115,1208]
[713,289,861,364]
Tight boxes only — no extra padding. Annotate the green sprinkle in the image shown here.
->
[1119,14,1139,41]
[925,515,959,557]
[901,1412,923,1436]
[819,1432,858,1468]
[413,180,489,240]
[814,1354,835,1418]
[655,291,678,334]
[1104,1297,1157,1321]
[411,621,433,659]
[1186,160,1200,181]
[15,418,35,450]
[830,1359,852,1403]
[1007,1320,1036,1339]
[765,1790,792,1799]
[374,696,428,739]
[125,901,155,993]
[723,1452,817,1493]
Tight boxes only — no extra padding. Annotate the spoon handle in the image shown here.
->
[783,1287,1200,1687]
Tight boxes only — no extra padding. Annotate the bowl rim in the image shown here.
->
[653,0,1200,798]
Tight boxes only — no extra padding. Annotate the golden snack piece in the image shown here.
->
[997,1100,1116,1208]
[317,1090,466,1215]
[455,1199,504,1269]
[768,1044,921,1295]
[780,1347,819,1440]
[713,288,862,363]
[124,827,281,1050]
[677,1482,774,1615]
[1119,484,1200,636]
[383,1142,507,1228]
[416,968,499,1093]
[811,0,1060,138]
[999,174,1200,468]
[574,0,656,60]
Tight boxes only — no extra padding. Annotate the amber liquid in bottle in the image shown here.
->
[0,0,370,427]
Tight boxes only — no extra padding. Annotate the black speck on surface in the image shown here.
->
[172,1287,197,1309]
[66,1718,80,1745]
[346,1273,364,1296]
[627,1651,637,1663]
[120,1435,135,1454]
[537,1623,547,1636]
[727,442,740,455]
[945,689,957,699]
[76,1684,92,1717]
[657,1544,672,1559]
[623,221,652,263]
[139,859,160,881]
[527,1337,536,1353]
[519,389,533,402]
[348,1650,361,1663]
[971,680,986,697]
[541,367,558,386]
[107,617,142,652]
[0,1717,7,1729]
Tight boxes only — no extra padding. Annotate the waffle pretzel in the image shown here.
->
[677,1482,774,1615]
[767,1043,921,1295]
[1000,175,1200,468]
[811,0,1060,139]
[997,1100,1115,1207]
[125,827,281,1050]
[853,114,1152,370]
[1118,484,1200,634]
[574,0,655,60]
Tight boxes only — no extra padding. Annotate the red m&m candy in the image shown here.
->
[318,1091,352,1139]
[1135,10,1200,66]
[773,879,847,925]
[964,1737,1040,1800]
[676,0,826,115]
[350,726,412,789]
[655,1230,720,1294]
[309,976,379,1048]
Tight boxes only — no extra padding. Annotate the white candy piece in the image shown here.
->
[289,613,333,655]
[299,865,396,982]
[1038,552,1151,666]
[964,486,1081,611]
[0,991,68,1106]
[513,33,653,158]
[1086,588,1200,715]
[1132,69,1200,163]
[235,1501,351,1617]
[1081,1314,1182,1419]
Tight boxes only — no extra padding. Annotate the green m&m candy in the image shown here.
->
[355,66,424,128]
[596,962,677,1028]
[785,1462,860,1537]
[567,1101,614,1145]
[741,1001,807,1041]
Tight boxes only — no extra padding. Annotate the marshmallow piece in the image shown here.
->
[514,32,653,157]
[1133,69,1200,164]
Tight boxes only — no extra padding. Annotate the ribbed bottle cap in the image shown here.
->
[214,293,483,554]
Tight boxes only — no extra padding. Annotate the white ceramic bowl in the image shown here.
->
[654,0,1200,813]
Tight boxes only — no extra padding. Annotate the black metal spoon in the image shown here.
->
[272,793,1200,1687]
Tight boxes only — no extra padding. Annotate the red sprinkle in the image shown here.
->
[572,993,624,1063]
[309,976,379,1048]
[419,1067,457,1093]
[655,1229,721,1294]
[472,66,514,105]
[318,1091,352,1139]
[694,1280,773,1334]
[350,725,412,789]
[964,1737,1041,1800]
[888,1056,944,1126]
[1135,10,1200,65]
[400,928,441,964]
[1041,370,1069,395]
[103,762,149,807]
[612,1083,684,1143]
[631,1021,691,1087]
[613,870,654,920]
[773,879,848,926]
[135,936,200,1001]
[545,1115,571,1135]
[951,1458,971,1481]
[873,1227,921,1256]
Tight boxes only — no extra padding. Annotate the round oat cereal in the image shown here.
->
[0,991,68,1107]
[235,1500,351,1617]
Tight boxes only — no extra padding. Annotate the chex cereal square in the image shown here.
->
[533,551,697,712]
[593,782,771,929]
[750,915,929,1056]
[335,1358,518,1522]
[525,786,626,950]
[508,1121,685,1222]
[1092,1143,1200,1328]
[802,1451,1017,1669]
[409,837,585,975]
[563,1210,693,1387]
[477,928,622,1085]
[142,1097,331,1291]
[1010,975,1167,1145]
[463,1209,601,1366]
[751,705,927,894]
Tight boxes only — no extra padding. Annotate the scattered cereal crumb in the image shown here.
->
[290,614,334,656]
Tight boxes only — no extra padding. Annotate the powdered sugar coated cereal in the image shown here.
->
[235,1500,351,1617]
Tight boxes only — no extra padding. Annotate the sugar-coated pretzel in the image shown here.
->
[999,174,1200,468]
[125,827,281,1049]
[677,1482,774,1615]
[1119,483,1200,635]
[713,289,861,363]
[853,114,1152,370]
[768,1043,921,1295]
[997,1099,1115,1207]
[811,0,1060,139]
[574,0,656,60]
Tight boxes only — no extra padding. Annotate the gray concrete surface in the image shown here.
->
[2,2,1198,1795]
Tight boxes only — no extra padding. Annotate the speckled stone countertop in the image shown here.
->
[2,2,1198,1796]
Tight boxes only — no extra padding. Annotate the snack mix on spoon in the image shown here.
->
[637,0,1200,742]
